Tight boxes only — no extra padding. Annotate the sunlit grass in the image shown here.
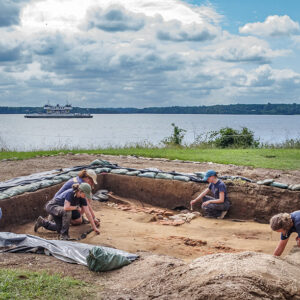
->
[0,268,94,300]
[0,147,299,170]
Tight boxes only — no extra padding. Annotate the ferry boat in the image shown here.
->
[24,103,93,118]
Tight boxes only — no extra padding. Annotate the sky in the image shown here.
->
[0,0,300,108]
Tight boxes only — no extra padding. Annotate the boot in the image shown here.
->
[34,216,45,232]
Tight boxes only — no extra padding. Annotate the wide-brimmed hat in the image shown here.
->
[86,169,97,185]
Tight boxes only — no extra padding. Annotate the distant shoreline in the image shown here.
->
[0,103,299,115]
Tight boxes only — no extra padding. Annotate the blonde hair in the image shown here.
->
[270,213,293,231]
[78,170,88,178]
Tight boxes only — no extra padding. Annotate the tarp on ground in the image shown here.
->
[0,232,138,267]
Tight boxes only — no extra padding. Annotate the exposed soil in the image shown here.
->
[1,154,300,299]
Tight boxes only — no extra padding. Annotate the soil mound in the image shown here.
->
[101,250,300,300]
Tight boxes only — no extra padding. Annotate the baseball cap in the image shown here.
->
[86,169,97,185]
[79,183,92,199]
[203,170,217,181]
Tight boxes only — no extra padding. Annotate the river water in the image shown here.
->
[0,114,299,151]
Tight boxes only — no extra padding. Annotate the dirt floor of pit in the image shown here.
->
[4,198,295,261]
[0,153,300,184]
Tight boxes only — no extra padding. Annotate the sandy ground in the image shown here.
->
[1,154,300,299]
[10,199,294,262]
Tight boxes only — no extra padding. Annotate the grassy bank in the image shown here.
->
[0,147,299,170]
[0,268,93,300]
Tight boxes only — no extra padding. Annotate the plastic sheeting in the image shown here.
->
[0,232,138,267]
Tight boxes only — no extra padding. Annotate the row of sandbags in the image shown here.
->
[256,179,300,191]
[0,159,299,200]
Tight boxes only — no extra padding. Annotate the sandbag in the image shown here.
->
[86,246,132,272]
[271,182,288,189]
[54,175,71,181]
[288,184,300,191]
[138,172,156,179]
[39,180,54,188]
[67,171,79,177]
[257,179,274,185]
[126,171,141,176]
[155,173,174,180]
[194,172,205,178]
[90,159,111,166]
[0,193,8,200]
[111,169,128,175]
[95,167,111,173]
[173,175,190,182]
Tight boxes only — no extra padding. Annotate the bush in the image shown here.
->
[208,127,259,148]
[161,123,186,146]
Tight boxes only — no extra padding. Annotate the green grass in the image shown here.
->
[0,147,299,170]
[0,268,93,300]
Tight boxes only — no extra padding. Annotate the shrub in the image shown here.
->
[208,127,259,148]
[161,123,186,146]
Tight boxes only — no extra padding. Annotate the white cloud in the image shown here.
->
[239,15,300,37]
[212,36,288,63]
[0,1,299,107]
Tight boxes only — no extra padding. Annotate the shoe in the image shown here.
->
[59,234,70,240]
[34,216,44,232]
[217,211,228,219]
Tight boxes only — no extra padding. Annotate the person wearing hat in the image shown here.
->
[53,169,100,227]
[34,183,100,240]
[190,170,230,218]
[270,211,300,256]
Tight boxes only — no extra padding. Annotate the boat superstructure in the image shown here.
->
[24,103,93,118]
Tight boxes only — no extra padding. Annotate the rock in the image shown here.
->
[172,220,185,226]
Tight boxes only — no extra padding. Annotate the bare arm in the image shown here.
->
[64,200,79,211]
[83,206,100,234]
[190,188,210,209]
[86,198,95,219]
[274,239,289,256]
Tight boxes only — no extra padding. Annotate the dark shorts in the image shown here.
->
[72,210,81,220]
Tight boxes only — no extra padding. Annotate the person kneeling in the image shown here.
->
[34,183,100,240]
[190,170,230,219]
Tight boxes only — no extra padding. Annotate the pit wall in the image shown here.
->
[103,174,300,223]
[0,176,105,229]
[0,173,299,229]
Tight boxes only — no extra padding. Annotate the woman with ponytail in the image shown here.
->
[270,210,300,256]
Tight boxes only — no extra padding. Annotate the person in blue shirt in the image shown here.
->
[34,183,100,240]
[190,170,230,219]
[270,211,300,256]
[53,169,100,227]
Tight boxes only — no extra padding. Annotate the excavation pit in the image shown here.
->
[1,173,299,260]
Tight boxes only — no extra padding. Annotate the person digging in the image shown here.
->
[52,169,100,227]
[270,210,300,256]
[34,183,100,240]
[190,170,230,219]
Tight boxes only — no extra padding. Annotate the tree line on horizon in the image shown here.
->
[0,103,299,115]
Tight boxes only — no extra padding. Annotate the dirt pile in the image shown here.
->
[100,249,300,300]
